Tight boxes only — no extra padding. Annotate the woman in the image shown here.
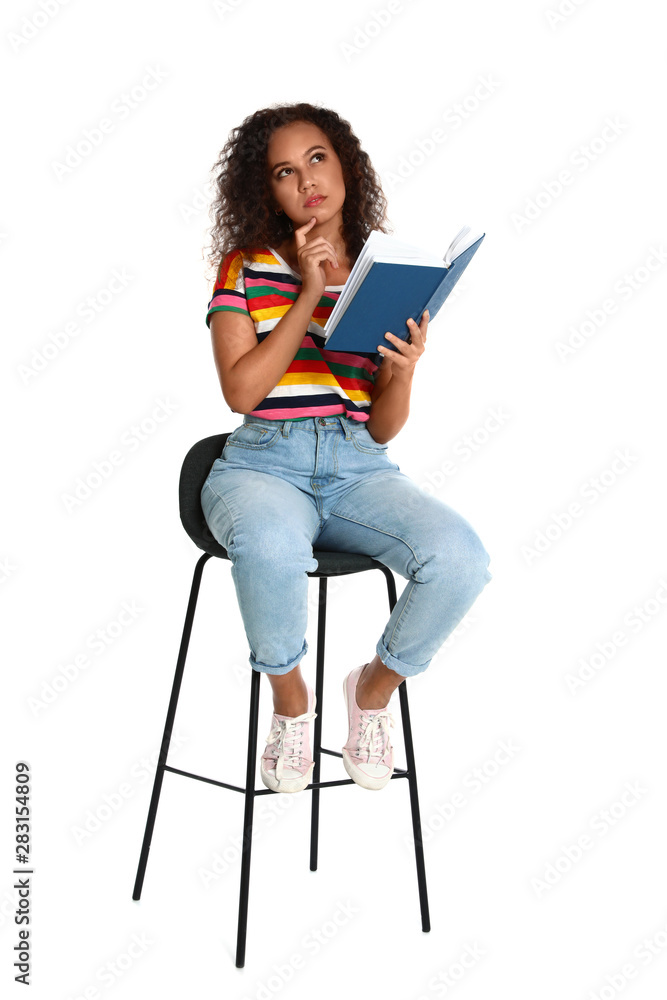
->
[201,102,492,794]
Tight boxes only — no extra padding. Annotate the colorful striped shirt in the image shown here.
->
[205,246,380,422]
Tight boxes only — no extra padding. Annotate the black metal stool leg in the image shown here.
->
[132,551,212,901]
[380,566,431,933]
[310,577,327,871]
[396,681,431,931]
[235,664,261,968]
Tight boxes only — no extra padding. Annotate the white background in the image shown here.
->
[3,0,666,997]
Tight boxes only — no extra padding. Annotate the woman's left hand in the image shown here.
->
[377,309,428,380]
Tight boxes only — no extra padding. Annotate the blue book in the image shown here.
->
[322,226,485,353]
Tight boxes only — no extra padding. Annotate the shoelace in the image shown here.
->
[355,709,395,766]
[265,711,317,780]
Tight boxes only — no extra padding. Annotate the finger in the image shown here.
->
[294,216,318,247]
[299,237,339,267]
[407,318,424,341]
[380,332,407,355]
[377,344,408,361]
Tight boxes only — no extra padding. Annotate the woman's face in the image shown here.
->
[266,121,346,228]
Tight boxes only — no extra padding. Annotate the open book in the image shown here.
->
[322,226,485,352]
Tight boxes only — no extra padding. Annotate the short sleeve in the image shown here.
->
[205,249,250,328]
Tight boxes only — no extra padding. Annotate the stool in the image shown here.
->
[132,433,431,967]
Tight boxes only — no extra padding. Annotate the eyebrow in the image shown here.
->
[270,145,327,173]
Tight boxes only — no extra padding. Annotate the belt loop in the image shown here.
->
[282,419,291,438]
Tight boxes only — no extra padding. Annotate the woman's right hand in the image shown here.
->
[294,216,339,298]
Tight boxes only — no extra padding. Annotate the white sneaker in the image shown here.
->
[342,664,395,790]
[260,684,317,793]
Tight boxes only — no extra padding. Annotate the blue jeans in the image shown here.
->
[200,414,492,677]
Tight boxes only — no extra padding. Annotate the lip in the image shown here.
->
[304,194,326,207]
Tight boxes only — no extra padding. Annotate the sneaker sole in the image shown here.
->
[260,762,315,793]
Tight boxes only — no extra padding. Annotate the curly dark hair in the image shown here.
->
[204,102,393,282]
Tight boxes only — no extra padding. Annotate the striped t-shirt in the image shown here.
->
[205,246,380,422]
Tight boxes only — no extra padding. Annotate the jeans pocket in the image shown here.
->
[349,423,389,454]
[225,422,282,450]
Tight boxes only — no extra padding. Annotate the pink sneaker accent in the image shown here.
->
[342,664,396,790]
[260,684,317,793]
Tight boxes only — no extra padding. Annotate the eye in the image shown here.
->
[276,152,326,179]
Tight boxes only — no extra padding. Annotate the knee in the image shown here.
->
[424,519,492,593]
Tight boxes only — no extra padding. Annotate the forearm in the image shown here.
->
[366,371,414,444]
[228,289,321,412]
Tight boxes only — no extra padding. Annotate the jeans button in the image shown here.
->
[319,418,326,425]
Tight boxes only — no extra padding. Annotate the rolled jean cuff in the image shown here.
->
[376,639,428,678]
[249,638,308,676]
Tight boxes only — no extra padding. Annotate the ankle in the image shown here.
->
[356,664,393,710]
[273,697,308,718]
[273,684,309,718]
[356,682,390,711]
[269,667,309,718]
[356,688,390,710]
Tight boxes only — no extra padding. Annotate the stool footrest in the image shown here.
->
[163,758,410,795]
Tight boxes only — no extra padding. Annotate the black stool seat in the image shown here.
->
[179,433,388,574]
[132,432,431,968]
